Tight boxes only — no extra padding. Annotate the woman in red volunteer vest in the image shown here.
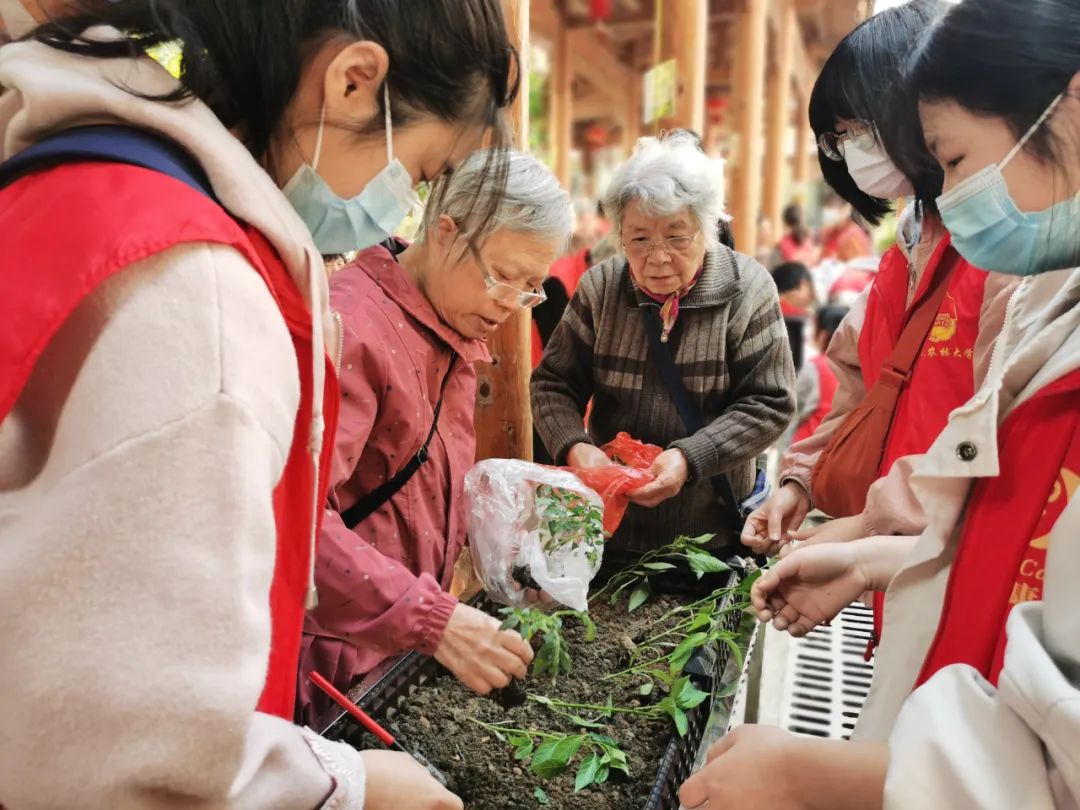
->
[682,2,1080,807]
[742,0,1014,566]
[0,2,520,808]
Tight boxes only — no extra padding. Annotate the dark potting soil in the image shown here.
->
[374,597,693,809]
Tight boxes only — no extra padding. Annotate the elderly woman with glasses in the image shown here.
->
[532,130,795,573]
[298,150,572,726]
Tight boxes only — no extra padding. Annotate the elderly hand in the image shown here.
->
[780,514,871,558]
[435,603,533,694]
[360,750,463,810]
[679,725,804,808]
[740,482,811,556]
[628,448,689,508]
[567,442,615,469]
[751,542,869,636]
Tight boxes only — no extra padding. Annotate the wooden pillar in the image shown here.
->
[623,68,642,156]
[793,89,813,189]
[730,0,768,253]
[551,21,572,189]
[763,0,795,231]
[474,0,533,463]
[660,0,707,134]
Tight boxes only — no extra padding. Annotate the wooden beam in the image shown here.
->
[730,0,768,253]
[551,20,573,187]
[530,0,562,44]
[763,0,796,230]
[793,88,814,189]
[567,28,632,101]
[623,66,642,154]
[474,0,533,464]
[659,0,707,135]
[573,90,618,122]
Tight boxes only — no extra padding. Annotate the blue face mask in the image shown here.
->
[284,85,420,254]
[937,91,1080,276]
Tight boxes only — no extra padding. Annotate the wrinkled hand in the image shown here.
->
[567,442,615,469]
[435,603,533,694]
[679,725,801,808]
[628,448,689,508]
[785,514,870,554]
[740,482,811,556]
[360,750,463,810]
[751,542,869,636]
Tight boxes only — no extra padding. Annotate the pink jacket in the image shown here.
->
[298,243,489,724]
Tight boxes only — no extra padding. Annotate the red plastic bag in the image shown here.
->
[564,433,664,536]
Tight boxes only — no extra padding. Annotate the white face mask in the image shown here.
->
[845,137,915,200]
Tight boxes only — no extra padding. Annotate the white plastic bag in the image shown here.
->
[464,459,604,612]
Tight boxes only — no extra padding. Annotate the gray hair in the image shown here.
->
[420,149,573,252]
[603,130,727,252]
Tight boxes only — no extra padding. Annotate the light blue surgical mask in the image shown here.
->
[284,84,420,253]
[937,91,1080,276]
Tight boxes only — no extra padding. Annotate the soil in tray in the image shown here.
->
[372,596,696,810]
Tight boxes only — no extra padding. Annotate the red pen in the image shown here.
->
[309,671,448,785]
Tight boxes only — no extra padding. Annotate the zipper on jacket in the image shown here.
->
[332,310,344,376]
[986,279,1027,387]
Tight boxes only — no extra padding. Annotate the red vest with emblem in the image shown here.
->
[0,162,339,720]
[858,234,986,653]
[916,367,1080,686]
[793,354,839,445]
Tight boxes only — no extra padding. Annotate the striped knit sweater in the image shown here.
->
[531,245,796,561]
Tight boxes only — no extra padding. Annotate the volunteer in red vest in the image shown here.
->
[682,2,1080,806]
[742,0,1015,564]
[0,2,520,807]
[299,150,572,726]
[789,305,848,446]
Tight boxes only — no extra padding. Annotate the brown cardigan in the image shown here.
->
[531,245,796,560]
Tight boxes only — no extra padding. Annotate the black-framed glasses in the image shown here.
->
[818,121,877,162]
[470,247,547,309]
[623,231,701,259]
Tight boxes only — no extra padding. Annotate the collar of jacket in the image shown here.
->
[354,240,492,365]
[622,245,742,311]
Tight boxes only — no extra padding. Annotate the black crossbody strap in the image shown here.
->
[640,307,742,521]
[341,354,459,529]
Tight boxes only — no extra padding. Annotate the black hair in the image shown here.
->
[772,261,812,294]
[717,218,735,251]
[816,304,849,342]
[28,1,519,238]
[897,0,1080,176]
[782,202,808,242]
[808,0,945,226]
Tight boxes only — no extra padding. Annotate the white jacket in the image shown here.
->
[0,35,363,810]
[851,268,1080,808]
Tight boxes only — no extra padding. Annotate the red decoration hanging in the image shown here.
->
[589,0,613,22]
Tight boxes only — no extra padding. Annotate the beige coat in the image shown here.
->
[853,269,1080,808]
[0,35,363,810]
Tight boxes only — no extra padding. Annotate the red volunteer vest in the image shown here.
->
[793,354,839,445]
[859,235,986,653]
[916,367,1080,687]
[0,162,339,719]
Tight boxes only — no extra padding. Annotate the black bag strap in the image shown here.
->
[0,124,217,200]
[341,354,459,529]
[639,307,743,521]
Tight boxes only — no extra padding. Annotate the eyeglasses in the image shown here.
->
[818,121,877,163]
[623,231,701,259]
[471,247,547,309]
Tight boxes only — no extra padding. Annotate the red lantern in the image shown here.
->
[589,0,613,22]
[585,123,609,148]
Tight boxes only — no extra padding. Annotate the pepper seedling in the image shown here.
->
[499,606,597,683]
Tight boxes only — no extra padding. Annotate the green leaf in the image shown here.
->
[687,550,731,577]
[530,735,585,778]
[534,787,550,805]
[677,684,710,710]
[638,682,654,696]
[514,740,535,761]
[575,752,602,792]
[685,612,713,632]
[642,562,677,571]
[669,632,709,674]
[589,732,620,746]
[579,612,597,642]
[688,534,715,545]
[673,707,689,736]
[628,580,652,613]
[595,763,611,784]
[569,714,606,730]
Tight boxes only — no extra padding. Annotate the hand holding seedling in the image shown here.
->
[787,513,871,551]
[435,603,533,694]
[360,750,463,810]
[628,448,688,508]
[740,481,811,556]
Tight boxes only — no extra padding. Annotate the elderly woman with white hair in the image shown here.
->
[532,130,795,572]
[299,149,572,725]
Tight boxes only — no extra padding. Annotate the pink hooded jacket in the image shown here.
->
[298,243,489,725]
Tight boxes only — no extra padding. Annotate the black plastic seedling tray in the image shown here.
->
[322,569,744,810]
